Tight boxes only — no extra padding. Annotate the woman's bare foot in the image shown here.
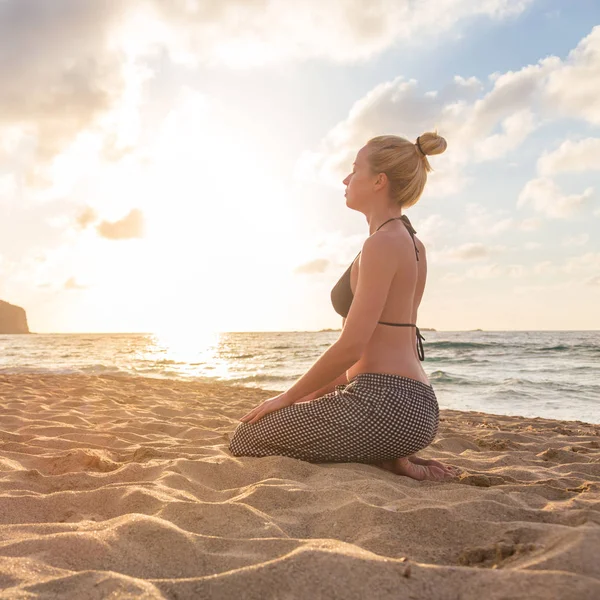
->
[381,457,455,481]
[407,454,461,476]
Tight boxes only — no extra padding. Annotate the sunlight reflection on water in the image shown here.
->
[144,329,230,379]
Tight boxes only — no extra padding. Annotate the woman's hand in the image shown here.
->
[240,392,294,424]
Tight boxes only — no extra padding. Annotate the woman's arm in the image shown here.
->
[283,233,401,405]
[296,320,352,402]
[241,339,359,424]
[282,339,360,405]
[299,369,351,402]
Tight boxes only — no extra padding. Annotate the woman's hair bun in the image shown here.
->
[417,130,447,157]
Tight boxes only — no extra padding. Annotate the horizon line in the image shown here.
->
[4,328,600,335]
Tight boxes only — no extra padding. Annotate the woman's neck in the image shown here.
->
[367,209,403,235]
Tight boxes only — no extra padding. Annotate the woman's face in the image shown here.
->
[342,146,377,210]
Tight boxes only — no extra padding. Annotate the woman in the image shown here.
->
[229,132,460,482]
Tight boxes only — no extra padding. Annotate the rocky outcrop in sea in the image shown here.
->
[0,300,30,334]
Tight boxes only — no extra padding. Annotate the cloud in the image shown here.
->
[563,252,600,274]
[299,25,600,199]
[450,243,490,260]
[544,26,600,125]
[442,262,527,282]
[0,1,129,169]
[64,277,86,290]
[474,109,537,160]
[433,242,493,263]
[466,263,527,279]
[295,74,480,195]
[294,258,330,275]
[533,260,556,275]
[562,233,589,247]
[147,0,535,67]
[415,213,450,245]
[517,177,593,218]
[446,243,490,260]
[537,137,600,177]
[465,203,513,236]
[518,217,542,231]
[0,0,536,198]
[513,29,600,217]
[76,206,98,229]
[586,275,600,286]
[534,253,600,278]
[96,209,145,240]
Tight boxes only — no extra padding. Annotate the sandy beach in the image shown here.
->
[0,373,598,599]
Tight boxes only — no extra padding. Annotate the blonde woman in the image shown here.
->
[230,132,460,482]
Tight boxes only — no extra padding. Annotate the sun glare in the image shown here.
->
[148,328,231,379]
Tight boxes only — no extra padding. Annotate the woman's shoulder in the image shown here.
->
[363,224,416,257]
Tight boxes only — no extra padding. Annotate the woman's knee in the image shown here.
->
[228,422,265,456]
[228,423,248,456]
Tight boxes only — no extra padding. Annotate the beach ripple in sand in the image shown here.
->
[0,374,599,599]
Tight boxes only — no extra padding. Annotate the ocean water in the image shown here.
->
[1,330,598,424]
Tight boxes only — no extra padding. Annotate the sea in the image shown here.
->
[1,330,598,424]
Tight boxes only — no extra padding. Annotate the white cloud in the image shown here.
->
[441,272,465,284]
[533,260,557,275]
[586,275,600,286]
[295,74,481,195]
[534,253,600,280]
[465,203,513,236]
[514,28,600,218]
[537,137,600,177]
[544,25,600,125]
[76,206,99,230]
[475,109,537,160]
[294,259,330,275]
[415,213,451,246]
[517,177,593,218]
[465,263,527,279]
[301,25,600,206]
[563,252,600,274]
[449,242,491,261]
[0,174,18,199]
[96,209,145,240]
[441,261,527,282]
[0,0,537,197]
[64,277,87,290]
[562,233,589,247]
[518,217,542,231]
[0,2,129,166]
[433,242,493,263]
[146,0,535,67]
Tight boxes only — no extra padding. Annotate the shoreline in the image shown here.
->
[1,373,599,598]
[2,370,598,426]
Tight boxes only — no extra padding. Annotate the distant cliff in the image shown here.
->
[0,300,30,334]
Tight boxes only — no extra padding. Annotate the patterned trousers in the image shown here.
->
[229,372,439,463]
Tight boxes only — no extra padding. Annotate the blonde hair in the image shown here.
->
[366,131,447,208]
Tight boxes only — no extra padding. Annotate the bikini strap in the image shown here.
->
[376,322,425,361]
[416,326,425,361]
[375,216,419,261]
[375,217,403,232]
[400,215,419,261]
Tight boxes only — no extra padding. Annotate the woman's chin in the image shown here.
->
[345,197,362,212]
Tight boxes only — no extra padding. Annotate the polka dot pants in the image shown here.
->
[229,372,439,464]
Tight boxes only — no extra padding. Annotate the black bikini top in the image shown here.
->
[330,215,426,361]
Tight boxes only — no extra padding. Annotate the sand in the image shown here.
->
[0,374,599,599]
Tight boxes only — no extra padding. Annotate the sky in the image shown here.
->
[1,0,599,334]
